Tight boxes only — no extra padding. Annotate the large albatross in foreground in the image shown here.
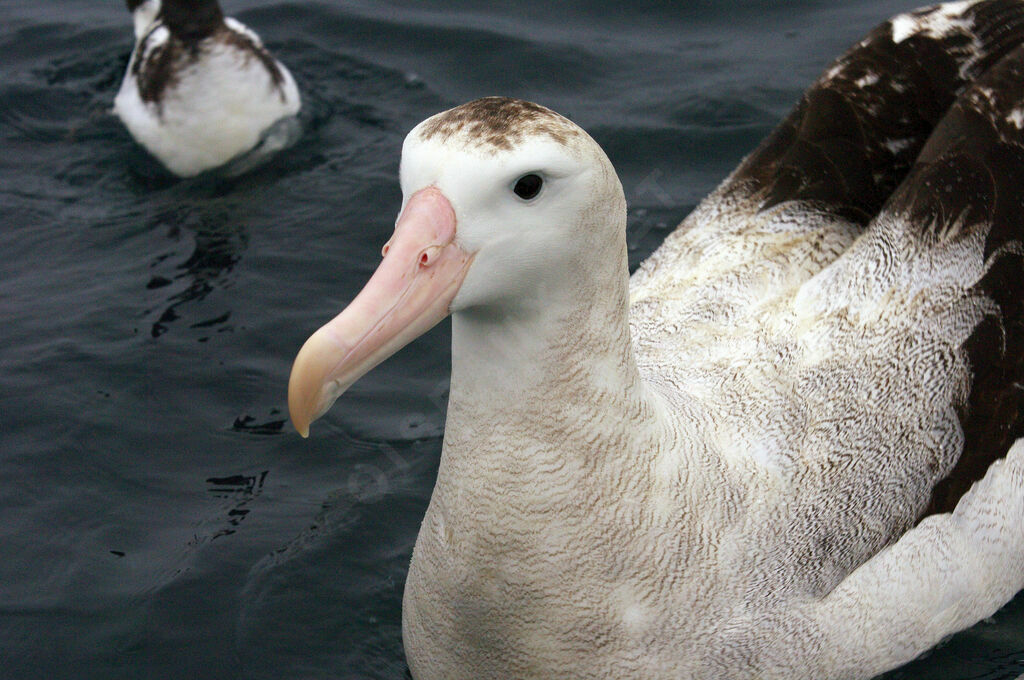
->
[288,1,1024,677]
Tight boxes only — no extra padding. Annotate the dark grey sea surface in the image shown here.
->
[1,1,1022,678]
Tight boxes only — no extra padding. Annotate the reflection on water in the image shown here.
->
[205,471,268,541]
[142,208,248,340]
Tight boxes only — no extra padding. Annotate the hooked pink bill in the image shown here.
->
[288,187,472,437]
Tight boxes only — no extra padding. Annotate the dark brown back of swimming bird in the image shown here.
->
[130,0,287,107]
[733,0,1024,226]
[159,0,225,44]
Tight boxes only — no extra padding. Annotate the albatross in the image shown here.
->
[288,1,1024,677]
[114,0,301,177]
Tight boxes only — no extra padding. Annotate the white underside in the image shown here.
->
[113,19,301,177]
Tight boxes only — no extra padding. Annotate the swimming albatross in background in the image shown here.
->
[114,0,301,177]
[288,1,1024,677]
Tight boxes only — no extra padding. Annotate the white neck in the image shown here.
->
[443,210,655,482]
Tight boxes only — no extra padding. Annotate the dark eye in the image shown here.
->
[513,173,543,200]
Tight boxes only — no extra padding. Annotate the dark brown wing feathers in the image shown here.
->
[734,1,1024,227]
[883,43,1024,514]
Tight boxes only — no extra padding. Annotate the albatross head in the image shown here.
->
[288,97,626,437]
[126,0,161,40]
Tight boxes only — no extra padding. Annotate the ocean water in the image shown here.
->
[1,1,1022,678]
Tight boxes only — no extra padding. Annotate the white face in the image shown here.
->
[288,99,627,436]
[398,125,618,315]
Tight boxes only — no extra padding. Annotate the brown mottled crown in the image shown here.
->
[417,97,581,151]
